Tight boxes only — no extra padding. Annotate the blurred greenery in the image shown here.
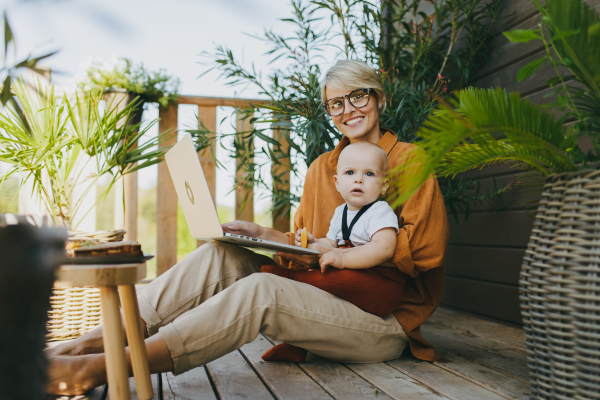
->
[78,57,180,108]
[0,174,18,213]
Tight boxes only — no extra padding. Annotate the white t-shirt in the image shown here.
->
[326,200,399,247]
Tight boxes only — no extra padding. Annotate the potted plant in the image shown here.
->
[77,57,180,121]
[394,0,600,398]
[0,78,171,229]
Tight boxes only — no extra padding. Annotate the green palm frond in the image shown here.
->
[391,87,580,207]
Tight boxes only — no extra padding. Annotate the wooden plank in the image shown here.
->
[474,13,544,80]
[206,350,273,399]
[157,105,178,276]
[387,358,508,400]
[437,162,523,182]
[235,112,254,223]
[162,368,218,400]
[442,277,521,324]
[422,330,529,379]
[473,47,569,96]
[106,374,160,400]
[421,322,527,365]
[491,0,541,34]
[344,362,450,400]
[440,173,541,214]
[433,349,530,400]
[299,359,394,400]
[177,95,269,108]
[429,307,525,349]
[197,106,217,248]
[448,210,534,247]
[444,245,524,286]
[238,334,332,400]
[271,128,291,233]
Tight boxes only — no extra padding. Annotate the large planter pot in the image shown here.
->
[0,216,66,400]
[521,169,600,399]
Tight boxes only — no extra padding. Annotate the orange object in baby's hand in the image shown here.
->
[289,227,308,269]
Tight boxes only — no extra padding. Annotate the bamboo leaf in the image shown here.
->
[517,57,547,82]
[503,29,541,43]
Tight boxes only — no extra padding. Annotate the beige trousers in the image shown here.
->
[137,242,408,375]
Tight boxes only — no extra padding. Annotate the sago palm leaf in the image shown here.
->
[391,87,580,207]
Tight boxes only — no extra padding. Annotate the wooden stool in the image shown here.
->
[56,263,153,400]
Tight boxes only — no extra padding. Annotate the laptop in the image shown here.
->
[165,134,320,255]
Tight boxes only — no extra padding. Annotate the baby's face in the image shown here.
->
[335,146,388,210]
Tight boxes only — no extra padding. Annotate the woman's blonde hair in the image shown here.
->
[321,60,386,114]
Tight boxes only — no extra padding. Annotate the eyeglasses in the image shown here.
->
[323,88,371,116]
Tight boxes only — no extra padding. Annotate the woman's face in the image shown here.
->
[325,87,381,144]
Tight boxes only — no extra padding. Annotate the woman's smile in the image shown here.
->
[344,116,364,127]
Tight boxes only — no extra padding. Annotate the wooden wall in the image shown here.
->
[438,0,599,324]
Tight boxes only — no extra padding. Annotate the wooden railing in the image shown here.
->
[119,95,290,276]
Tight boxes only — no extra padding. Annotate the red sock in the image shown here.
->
[261,342,307,363]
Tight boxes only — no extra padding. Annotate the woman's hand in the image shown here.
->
[276,251,320,270]
[319,251,345,273]
[222,220,263,238]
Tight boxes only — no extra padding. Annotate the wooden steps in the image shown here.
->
[49,306,530,400]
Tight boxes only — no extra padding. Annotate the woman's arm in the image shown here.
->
[222,221,289,244]
[319,228,396,272]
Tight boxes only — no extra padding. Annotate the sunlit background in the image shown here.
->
[0,0,331,277]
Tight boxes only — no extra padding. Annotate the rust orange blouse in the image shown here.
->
[291,131,449,361]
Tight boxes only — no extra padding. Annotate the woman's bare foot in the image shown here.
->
[47,354,106,395]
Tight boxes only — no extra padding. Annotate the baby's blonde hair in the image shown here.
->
[321,60,387,114]
[338,142,388,172]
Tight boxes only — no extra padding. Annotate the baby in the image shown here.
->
[261,142,407,362]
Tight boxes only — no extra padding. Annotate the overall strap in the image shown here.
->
[342,201,378,243]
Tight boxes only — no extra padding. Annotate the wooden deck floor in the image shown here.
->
[50,307,530,400]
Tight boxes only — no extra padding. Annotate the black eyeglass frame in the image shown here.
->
[322,88,372,116]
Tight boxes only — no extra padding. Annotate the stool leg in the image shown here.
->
[100,286,131,400]
[119,285,153,400]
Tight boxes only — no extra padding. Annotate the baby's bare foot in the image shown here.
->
[47,354,106,395]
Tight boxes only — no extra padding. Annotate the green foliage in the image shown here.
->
[392,86,590,207]
[78,57,180,108]
[1,11,57,134]
[0,79,171,228]
[194,0,504,220]
[504,0,600,144]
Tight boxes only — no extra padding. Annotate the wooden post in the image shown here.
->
[235,111,254,222]
[197,106,217,248]
[157,105,178,276]
[104,92,139,241]
[271,128,292,233]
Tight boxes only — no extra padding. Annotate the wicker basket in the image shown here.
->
[46,230,126,342]
[521,170,600,399]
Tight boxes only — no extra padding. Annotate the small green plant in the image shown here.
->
[78,57,180,108]
[0,79,172,228]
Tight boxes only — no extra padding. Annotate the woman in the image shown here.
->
[47,60,449,395]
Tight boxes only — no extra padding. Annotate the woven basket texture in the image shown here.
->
[521,170,600,399]
[46,230,126,342]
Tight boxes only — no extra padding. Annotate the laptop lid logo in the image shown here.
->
[185,181,195,205]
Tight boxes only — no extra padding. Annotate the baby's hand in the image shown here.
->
[319,251,345,273]
[295,229,315,247]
